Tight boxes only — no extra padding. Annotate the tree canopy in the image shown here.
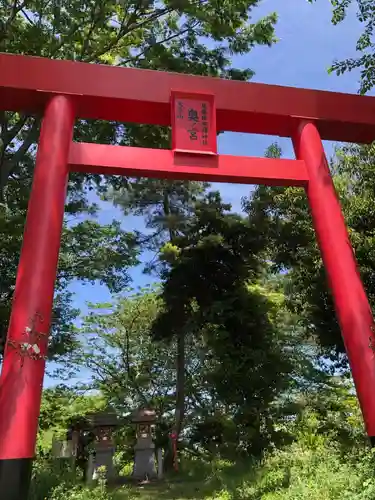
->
[0,0,278,356]
[242,142,375,368]
[309,0,375,94]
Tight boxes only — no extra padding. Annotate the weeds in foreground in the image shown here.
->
[30,439,375,499]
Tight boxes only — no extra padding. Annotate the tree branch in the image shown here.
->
[1,1,28,46]
[79,4,106,60]
[2,116,29,149]
[0,119,39,192]
[0,111,7,135]
[120,22,200,67]
[86,6,175,64]
[50,22,86,58]
[21,8,35,25]
[85,10,136,63]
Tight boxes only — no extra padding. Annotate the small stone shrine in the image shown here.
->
[132,408,157,480]
[86,411,120,481]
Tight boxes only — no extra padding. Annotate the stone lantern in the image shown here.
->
[132,408,157,480]
[86,411,121,481]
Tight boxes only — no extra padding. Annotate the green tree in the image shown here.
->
[0,0,278,195]
[308,0,375,93]
[243,142,375,365]
[152,191,317,457]
[0,0,278,356]
[67,288,216,462]
[70,289,176,410]
[107,178,209,445]
[38,386,107,454]
[0,176,138,357]
[108,179,208,262]
[68,281,324,462]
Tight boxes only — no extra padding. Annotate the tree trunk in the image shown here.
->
[174,328,185,437]
[163,188,186,469]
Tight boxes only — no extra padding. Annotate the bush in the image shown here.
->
[207,443,375,500]
[29,424,375,500]
[49,484,112,500]
[253,444,375,500]
[29,458,78,500]
[161,436,375,500]
[29,460,134,500]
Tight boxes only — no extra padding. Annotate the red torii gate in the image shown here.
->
[1,52,375,498]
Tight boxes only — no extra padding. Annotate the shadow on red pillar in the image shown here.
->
[0,96,75,499]
[293,121,375,443]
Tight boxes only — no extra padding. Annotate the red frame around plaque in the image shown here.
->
[171,90,217,155]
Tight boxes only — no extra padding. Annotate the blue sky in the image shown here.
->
[46,0,366,385]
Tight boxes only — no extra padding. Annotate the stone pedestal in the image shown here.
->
[93,445,116,480]
[86,455,95,485]
[131,408,157,481]
[85,411,121,483]
[133,437,156,480]
[52,439,75,459]
[157,448,163,479]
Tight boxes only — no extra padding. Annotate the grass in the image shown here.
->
[111,442,375,500]
[115,482,204,500]
[30,438,375,500]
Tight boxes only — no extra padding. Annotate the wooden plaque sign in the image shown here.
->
[171,91,217,155]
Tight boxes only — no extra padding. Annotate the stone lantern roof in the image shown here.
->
[131,408,156,424]
[86,411,121,429]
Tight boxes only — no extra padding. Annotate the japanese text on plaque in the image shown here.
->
[176,100,210,146]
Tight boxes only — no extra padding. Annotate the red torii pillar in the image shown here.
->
[293,122,375,441]
[0,96,74,498]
